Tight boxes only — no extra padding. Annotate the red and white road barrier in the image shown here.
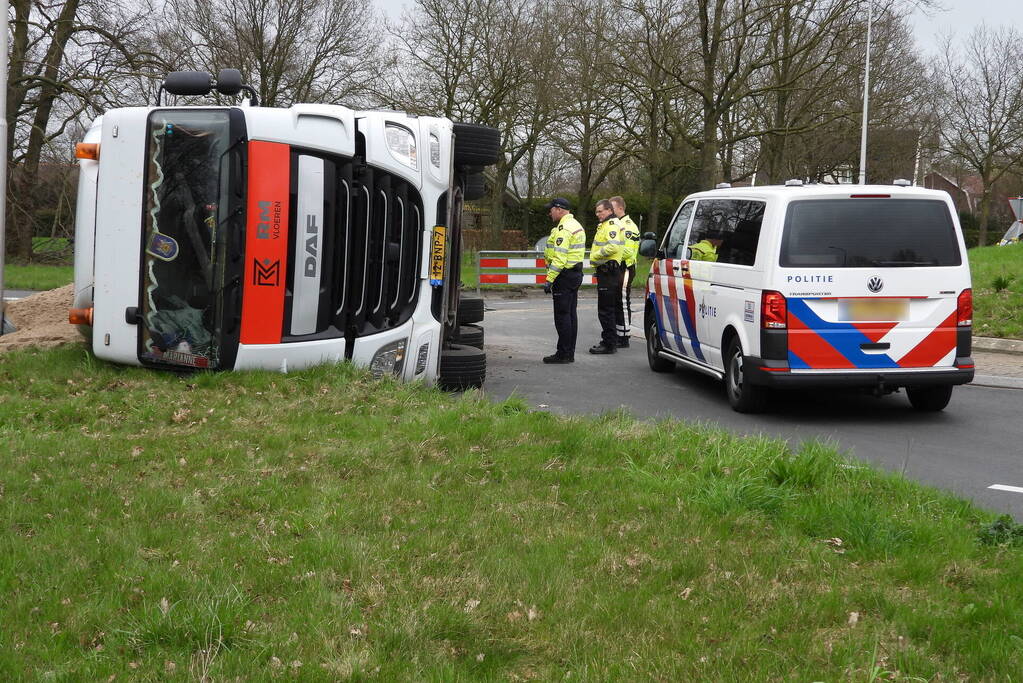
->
[475,250,597,293]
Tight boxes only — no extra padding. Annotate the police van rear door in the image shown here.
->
[778,195,968,372]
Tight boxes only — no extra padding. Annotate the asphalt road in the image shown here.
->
[479,292,1023,518]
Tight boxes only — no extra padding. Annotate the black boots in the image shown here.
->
[588,343,616,354]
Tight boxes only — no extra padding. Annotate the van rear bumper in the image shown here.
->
[744,357,975,388]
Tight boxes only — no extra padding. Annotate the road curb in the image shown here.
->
[974,336,1023,356]
[971,375,1023,390]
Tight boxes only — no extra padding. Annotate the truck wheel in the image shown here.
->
[457,294,485,324]
[439,343,486,390]
[453,123,501,167]
[724,337,768,413]
[906,385,953,411]
[462,172,487,201]
[646,313,673,373]
[458,324,484,349]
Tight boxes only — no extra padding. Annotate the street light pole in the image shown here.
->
[858,0,872,185]
[0,0,9,334]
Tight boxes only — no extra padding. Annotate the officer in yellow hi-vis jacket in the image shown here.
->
[589,199,626,354]
[611,196,640,348]
[542,197,586,364]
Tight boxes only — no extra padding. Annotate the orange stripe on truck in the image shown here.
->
[241,141,291,345]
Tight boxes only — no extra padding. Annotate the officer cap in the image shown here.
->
[544,197,572,211]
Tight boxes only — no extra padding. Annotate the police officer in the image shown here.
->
[690,230,724,261]
[542,197,586,364]
[589,199,625,354]
[610,196,639,348]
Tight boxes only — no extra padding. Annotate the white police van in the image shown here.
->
[639,181,974,413]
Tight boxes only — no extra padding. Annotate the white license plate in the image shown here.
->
[839,298,909,321]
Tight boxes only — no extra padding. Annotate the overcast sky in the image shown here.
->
[377,0,1023,56]
[910,0,1023,55]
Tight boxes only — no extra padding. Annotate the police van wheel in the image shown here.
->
[439,344,486,390]
[725,338,768,413]
[457,294,485,325]
[453,123,501,167]
[458,324,484,349]
[646,315,673,373]
[906,385,953,412]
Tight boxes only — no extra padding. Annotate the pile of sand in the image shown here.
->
[0,284,84,352]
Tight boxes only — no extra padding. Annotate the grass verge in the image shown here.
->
[969,244,1023,339]
[3,264,73,291]
[2,344,1022,679]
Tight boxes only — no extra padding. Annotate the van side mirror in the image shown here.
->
[638,239,658,258]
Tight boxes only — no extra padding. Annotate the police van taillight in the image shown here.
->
[761,290,787,329]
[957,288,972,326]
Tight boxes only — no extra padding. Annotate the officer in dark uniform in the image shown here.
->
[542,198,586,363]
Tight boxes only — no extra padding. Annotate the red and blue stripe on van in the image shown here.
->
[786,297,957,370]
[648,259,706,362]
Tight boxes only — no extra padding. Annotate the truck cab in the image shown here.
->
[71,71,499,388]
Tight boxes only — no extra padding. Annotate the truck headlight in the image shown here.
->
[385,123,417,169]
[369,339,407,378]
[429,133,441,168]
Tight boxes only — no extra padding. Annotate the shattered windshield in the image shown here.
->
[140,110,232,369]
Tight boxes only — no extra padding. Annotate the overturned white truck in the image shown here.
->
[70,70,499,389]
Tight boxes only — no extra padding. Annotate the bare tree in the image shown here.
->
[937,25,1023,246]
[158,0,381,107]
[6,0,155,260]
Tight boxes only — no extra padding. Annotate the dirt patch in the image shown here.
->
[0,285,84,353]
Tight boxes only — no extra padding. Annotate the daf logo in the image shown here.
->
[867,277,884,293]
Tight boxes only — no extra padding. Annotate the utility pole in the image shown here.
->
[858,0,872,185]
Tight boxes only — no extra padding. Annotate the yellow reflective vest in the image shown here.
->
[619,214,640,267]
[544,213,586,283]
[590,217,625,266]
[689,239,719,262]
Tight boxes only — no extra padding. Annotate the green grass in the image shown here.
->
[3,344,1023,678]
[3,264,73,290]
[969,244,1023,339]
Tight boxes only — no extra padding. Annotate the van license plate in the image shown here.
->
[839,298,909,321]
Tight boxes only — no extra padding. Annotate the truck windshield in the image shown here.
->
[140,110,233,369]
[780,199,962,268]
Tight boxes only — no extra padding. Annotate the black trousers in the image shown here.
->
[596,263,624,346]
[552,267,583,358]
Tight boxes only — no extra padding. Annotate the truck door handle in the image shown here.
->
[125,307,140,325]
[860,342,890,351]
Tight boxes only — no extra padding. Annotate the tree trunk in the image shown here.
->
[698,112,719,190]
[977,185,991,247]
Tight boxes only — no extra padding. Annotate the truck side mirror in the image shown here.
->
[216,69,243,96]
[163,71,214,97]
[638,239,659,258]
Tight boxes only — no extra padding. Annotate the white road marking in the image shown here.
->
[988,484,1023,494]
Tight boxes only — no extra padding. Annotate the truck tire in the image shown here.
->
[724,337,768,413]
[462,172,487,201]
[457,294,485,325]
[906,385,953,412]
[453,123,501,167]
[458,324,484,349]
[439,343,486,390]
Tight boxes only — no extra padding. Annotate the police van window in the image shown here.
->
[780,199,961,268]
[663,201,694,258]
[686,199,764,265]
